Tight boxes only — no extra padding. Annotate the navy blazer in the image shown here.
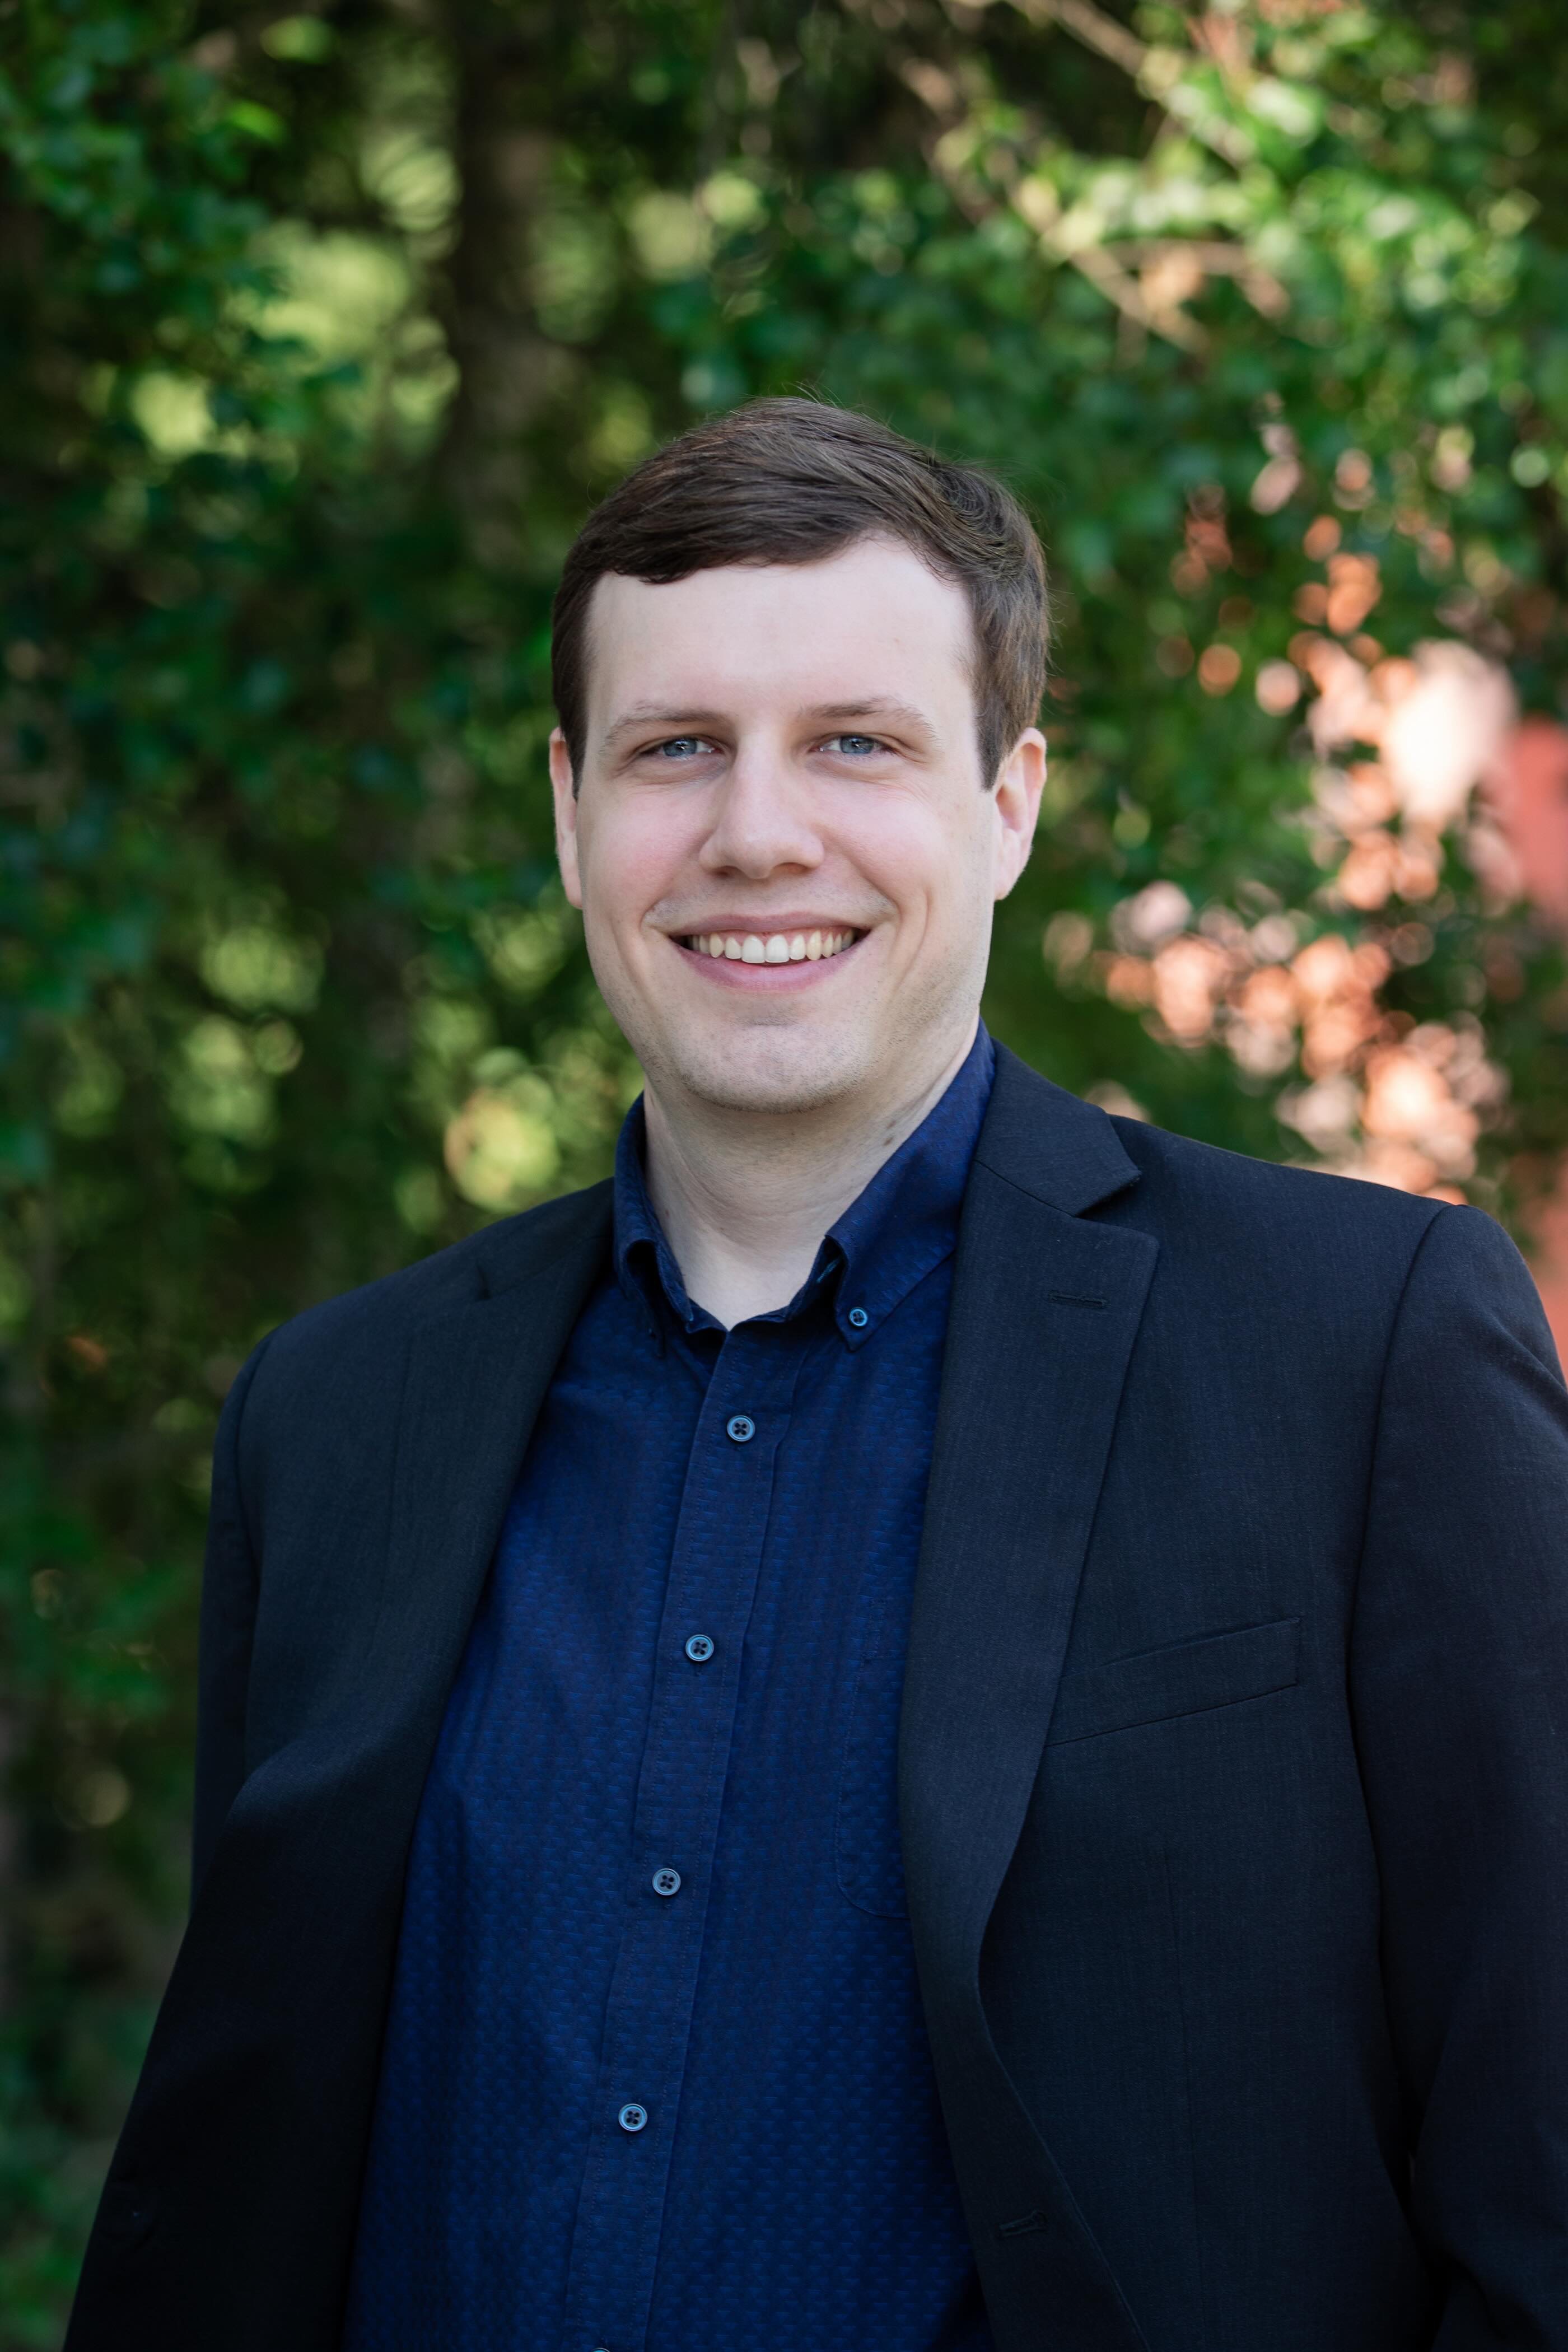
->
[66,1047,1568,2351]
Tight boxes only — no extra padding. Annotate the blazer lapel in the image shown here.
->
[901,1050,1158,2349]
[366,1210,613,1740]
[211,1182,617,1931]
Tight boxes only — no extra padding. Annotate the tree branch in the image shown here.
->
[1062,237,1208,351]
[1007,0,1146,80]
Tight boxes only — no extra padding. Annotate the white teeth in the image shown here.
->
[690,927,857,960]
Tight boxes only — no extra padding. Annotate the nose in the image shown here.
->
[698,746,824,880]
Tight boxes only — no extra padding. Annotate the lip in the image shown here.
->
[668,926,870,991]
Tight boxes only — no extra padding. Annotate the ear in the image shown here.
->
[992,726,1048,900]
[549,727,584,911]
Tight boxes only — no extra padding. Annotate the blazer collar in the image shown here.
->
[468,1177,614,1303]
[972,1042,1143,1218]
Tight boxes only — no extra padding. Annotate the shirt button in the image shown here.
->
[725,1413,755,1443]
[847,1306,869,1329]
[684,1634,715,1663]
[651,1867,682,1897]
[618,2102,648,2134]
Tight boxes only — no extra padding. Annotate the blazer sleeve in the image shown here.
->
[190,1333,273,1902]
[1349,1203,1568,2348]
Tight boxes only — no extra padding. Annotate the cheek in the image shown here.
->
[579,807,687,935]
[841,800,988,927]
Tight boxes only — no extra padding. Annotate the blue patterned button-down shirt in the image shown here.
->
[344,1029,997,2352]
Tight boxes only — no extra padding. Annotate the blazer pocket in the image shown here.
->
[1046,1616,1300,1746]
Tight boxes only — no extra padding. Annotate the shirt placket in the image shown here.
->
[558,1322,804,2352]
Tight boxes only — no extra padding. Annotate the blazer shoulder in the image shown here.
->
[250,1177,614,1389]
[1090,1119,1544,1396]
[1102,1112,1468,1300]
[1114,1114,1441,1234]
[984,1043,1448,1276]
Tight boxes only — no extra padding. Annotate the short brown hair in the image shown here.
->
[552,397,1048,788]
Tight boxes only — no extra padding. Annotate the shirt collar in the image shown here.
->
[613,1025,996,1349]
[613,1104,710,1345]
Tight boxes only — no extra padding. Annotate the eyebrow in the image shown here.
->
[599,697,938,751]
[808,699,936,738]
[598,706,729,753]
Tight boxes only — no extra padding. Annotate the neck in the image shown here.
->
[641,1019,979,1329]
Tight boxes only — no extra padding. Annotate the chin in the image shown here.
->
[668,1030,871,1118]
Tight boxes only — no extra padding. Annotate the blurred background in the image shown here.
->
[4,0,1568,2336]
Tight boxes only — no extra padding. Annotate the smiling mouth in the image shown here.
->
[676,927,863,965]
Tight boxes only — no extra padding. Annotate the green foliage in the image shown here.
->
[3,3,1566,2336]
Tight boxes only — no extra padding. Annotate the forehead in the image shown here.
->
[582,538,976,732]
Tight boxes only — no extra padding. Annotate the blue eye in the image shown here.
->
[651,737,708,758]
[827,734,883,756]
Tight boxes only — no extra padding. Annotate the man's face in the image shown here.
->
[551,536,1045,1122]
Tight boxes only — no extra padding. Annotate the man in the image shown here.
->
[68,400,1568,2352]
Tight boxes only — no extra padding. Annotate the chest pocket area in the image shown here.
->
[1046,1616,1301,1746]
[835,1576,910,1919]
